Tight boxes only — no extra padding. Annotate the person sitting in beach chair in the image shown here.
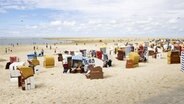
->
[63,63,69,73]
[138,46,148,62]
[103,54,112,67]
[71,62,84,73]
[85,65,94,77]
[62,55,72,73]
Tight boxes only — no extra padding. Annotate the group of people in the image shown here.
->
[4,43,19,53]
[63,62,85,73]
[33,49,44,57]
[5,48,13,53]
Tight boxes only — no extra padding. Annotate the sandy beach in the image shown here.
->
[1,0,184,103]
[0,38,184,104]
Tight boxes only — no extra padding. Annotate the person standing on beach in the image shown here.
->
[50,45,52,50]
[34,51,37,57]
[33,46,36,50]
[46,43,48,48]
[5,48,7,53]
[54,48,56,53]
[8,48,10,52]
[41,49,44,56]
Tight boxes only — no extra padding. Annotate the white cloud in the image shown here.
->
[109,20,117,24]
[50,20,76,27]
[0,0,35,11]
[168,18,178,24]
[63,21,76,26]
[50,20,62,26]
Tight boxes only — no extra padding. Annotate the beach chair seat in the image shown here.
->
[43,55,55,68]
[96,51,103,60]
[9,62,25,82]
[17,66,34,79]
[17,66,35,90]
[167,51,180,64]
[117,49,125,60]
[126,59,134,68]
[31,59,40,66]
[86,66,103,79]
[18,76,35,91]
[128,52,140,68]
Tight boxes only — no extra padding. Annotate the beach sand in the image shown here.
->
[0,39,184,104]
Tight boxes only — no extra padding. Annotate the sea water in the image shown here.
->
[0,37,73,45]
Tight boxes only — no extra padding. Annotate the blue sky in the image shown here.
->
[0,0,184,37]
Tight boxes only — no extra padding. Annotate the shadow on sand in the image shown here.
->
[35,83,46,89]
[103,75,112,79]
[138,85,184,104]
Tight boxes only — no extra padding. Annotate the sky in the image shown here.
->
[0,0,184,37]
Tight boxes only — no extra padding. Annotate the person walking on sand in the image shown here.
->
[33,46,36,50]
[41,49,44,56]
[34,51,37,57]
[54,48,57,53]
[5,48,7,53]
[46,43,48,48]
